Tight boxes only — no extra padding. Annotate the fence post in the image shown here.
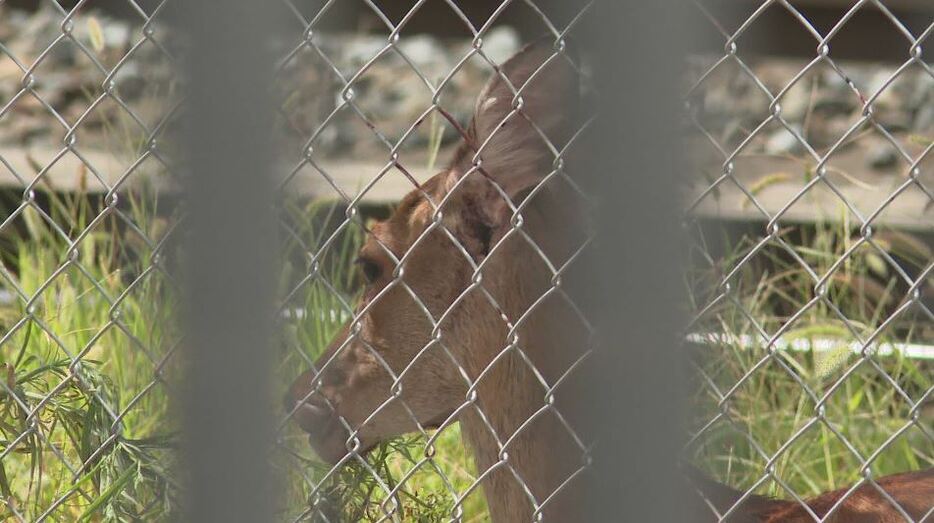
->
[580,1,693,520]
[174,2,281,522]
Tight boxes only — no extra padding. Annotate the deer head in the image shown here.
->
[283,37,934,523]
[285,39,586,520]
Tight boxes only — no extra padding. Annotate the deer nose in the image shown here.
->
[293,402,331,435]
[285,389,335,435]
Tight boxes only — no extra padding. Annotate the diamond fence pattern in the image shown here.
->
[1,0,931,522]
[274,2,595,521]
[685,1,933,522]
[0,1,180,521]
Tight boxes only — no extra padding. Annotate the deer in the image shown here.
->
[285,40,934,522]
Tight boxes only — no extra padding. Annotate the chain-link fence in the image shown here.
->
[684,1,933,521]
[273,3,597,521]
[0,0,931,522]
[0,1,180,521]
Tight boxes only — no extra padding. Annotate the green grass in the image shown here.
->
[686,215,933,500]
[0,184,177,521]
[0,183,930,521]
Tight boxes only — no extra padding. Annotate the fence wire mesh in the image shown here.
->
[0,0,931,522]
[684,1,933,521]
[273,2,596,522]
[0,1,180,521]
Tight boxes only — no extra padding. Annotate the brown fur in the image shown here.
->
[688,465,934,522]
[286,41,934,522]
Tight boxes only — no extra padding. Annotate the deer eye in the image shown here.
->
[355,257,381,284]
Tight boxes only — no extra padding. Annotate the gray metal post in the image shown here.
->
[175,2,281,522]
[581,1,692,520]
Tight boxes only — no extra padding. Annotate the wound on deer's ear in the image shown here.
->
[462,209,493,259]
[473,220,492,258]
[458,192,494,259]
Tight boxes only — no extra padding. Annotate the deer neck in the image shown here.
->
[456,194,584,522]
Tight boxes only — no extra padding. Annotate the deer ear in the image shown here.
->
[449,38,579,225]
